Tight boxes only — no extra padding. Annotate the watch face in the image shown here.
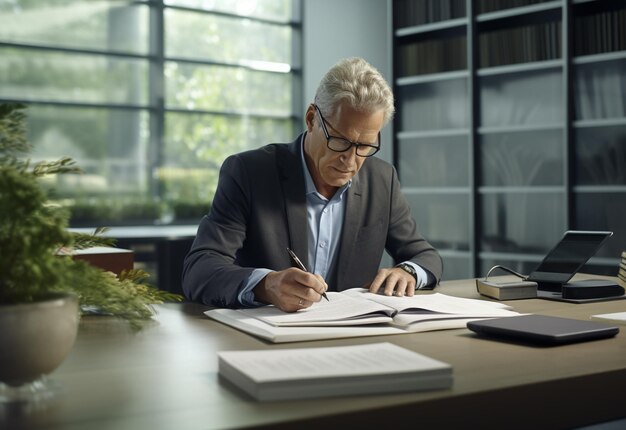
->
[399,263,415,276]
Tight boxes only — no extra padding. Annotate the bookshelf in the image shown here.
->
[392,0,626,280]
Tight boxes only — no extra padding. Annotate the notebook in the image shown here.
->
[467,314,619,345]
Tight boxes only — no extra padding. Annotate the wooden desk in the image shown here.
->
[3,276,626,430]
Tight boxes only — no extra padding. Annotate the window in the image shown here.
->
[0,0,301,226]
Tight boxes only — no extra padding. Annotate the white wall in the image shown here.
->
[301,0,393,162]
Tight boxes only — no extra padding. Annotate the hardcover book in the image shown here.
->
[58,246,134,275]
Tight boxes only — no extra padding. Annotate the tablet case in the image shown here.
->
[561,279,624,299]
[526,231,613,288]
[467,315,619,345]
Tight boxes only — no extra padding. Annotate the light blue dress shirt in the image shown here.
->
[237,135,429,306]
[302,151,350,282]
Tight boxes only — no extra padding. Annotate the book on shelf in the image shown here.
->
[397,35,467,77]
[218,342,453,401]
[478,0,550,14]
[205,288,521,343]
[479,21,560,68]
[394,0,466,28]
[574,7,626,57]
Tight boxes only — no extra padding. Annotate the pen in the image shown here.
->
[287,247,329,301]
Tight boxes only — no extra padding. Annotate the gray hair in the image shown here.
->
[314,57,395,126]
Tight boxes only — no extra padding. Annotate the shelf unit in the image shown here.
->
[392,0,626,280]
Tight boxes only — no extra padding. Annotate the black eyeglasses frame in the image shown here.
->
[313,104,381,158]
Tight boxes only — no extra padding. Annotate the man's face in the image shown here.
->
[304,103,383,198]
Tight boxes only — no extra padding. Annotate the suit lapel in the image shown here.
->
[277,135,309,268]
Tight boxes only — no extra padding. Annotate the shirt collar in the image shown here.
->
[299,133,351,201]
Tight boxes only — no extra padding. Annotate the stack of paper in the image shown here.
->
[218,342,452,401]
[591,312,626,326]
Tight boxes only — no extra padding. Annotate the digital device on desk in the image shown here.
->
[467,315,619,346]
[526,231,624,302]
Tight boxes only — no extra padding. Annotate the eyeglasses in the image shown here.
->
[313,104,380,157]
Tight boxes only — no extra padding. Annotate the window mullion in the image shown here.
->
[150,0,166,205]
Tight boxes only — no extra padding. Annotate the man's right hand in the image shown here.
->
[253,268,328,312]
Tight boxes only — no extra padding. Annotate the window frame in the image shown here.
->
[0,0,302,225]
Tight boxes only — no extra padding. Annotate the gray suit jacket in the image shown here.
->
[182,134,443,308]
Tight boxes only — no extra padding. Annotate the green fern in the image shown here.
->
[0,103,182,328]
[70,227,117,250]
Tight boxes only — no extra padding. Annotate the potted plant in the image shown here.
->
[0,103,181,401]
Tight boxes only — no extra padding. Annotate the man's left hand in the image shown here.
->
[366,267,417,297]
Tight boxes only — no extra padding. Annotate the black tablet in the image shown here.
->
[526,231,613,288]
[467,315,619,345]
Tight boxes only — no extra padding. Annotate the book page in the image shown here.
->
[344,288,513,314]
[391,311,518,328]
[238,292,395,326]
[342,288,520,327]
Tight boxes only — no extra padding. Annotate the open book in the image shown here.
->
[218,342,453,401]
[206,288,521,343]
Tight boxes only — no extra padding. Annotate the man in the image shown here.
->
[182,57,442,311]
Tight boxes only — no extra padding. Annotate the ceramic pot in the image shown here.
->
[0,293,79,387]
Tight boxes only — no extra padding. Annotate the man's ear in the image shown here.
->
[305,104,316,132]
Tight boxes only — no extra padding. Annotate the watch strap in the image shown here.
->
[396,262,427,289]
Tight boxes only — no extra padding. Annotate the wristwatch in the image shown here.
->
[395,262,417,279]
[396,262,428,290]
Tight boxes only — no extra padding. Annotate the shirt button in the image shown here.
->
[320,241,327,248]
[323,209,328,213]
